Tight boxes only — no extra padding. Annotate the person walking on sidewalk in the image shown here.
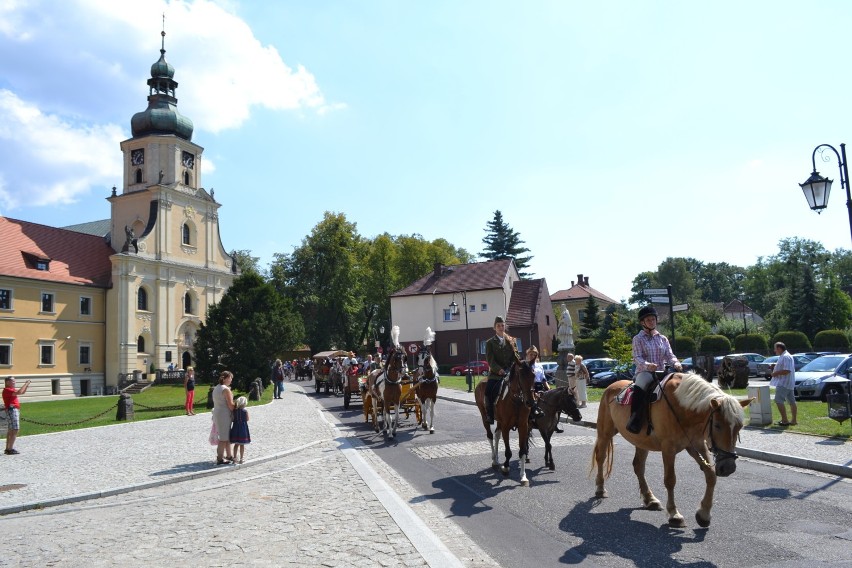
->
[229,396,251,464]
[770,342,797,426]
[4,376,31,455]
[271,359,285,399]
[183,366,196,415]
[628,306,681,434]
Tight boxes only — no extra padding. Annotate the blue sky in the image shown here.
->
[2,0,851,303]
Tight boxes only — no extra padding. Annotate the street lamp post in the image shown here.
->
[799,143,852,246]
[739,293,748,336]
[450,291,473,393]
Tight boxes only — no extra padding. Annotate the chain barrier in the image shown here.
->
[21,400,120,427]
[132,401,184,412]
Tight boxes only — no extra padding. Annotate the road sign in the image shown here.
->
[643,288,668,296]
[407,343,419,354]
[672,303,689,312]
[649,296,670,303]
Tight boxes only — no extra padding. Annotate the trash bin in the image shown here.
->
[747,385,772,426]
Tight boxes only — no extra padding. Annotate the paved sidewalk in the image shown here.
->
[0,384,498,568]
[437,387,852,478]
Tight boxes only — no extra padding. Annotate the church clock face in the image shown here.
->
[131,149,144,166]
[182,151,195,169]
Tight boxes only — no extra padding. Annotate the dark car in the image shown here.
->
[583,358,618,378]
[589,364,635,388]
[680,357,694,372]
[449,360,488,376]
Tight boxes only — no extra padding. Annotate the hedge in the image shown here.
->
[574,338,604,358]
[673,336,695,357]
[813,330,850,352]
[734,333,769,353]
[699,335,731,354]
[771,331,812,352]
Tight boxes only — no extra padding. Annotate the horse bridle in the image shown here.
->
[416,349,438,383]
[382,348,405,385]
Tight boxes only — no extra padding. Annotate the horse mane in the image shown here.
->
[673,373,745,427]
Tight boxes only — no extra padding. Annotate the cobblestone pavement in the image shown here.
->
[0,385,499,568]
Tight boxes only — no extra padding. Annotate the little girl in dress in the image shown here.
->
[229,396,251,464]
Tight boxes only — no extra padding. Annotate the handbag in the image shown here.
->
[209,421,219,445]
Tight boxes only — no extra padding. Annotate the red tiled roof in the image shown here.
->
[507,279,543,327]
[550,283,617,304]
[0,216,114,288]
[391,259,514,297]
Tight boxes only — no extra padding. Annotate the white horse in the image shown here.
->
[414,327,439,433]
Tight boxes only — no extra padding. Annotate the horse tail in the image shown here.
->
[589,394,615,480]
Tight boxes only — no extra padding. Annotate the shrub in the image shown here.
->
[574,337,604,357]
[673,336,695,357]
[699,335,731,354]
[771,331,812,353]
[734,333,769,353]
[813,330,850,352]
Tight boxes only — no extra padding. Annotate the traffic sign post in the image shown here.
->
[649,296,670,304]
[672,303,689,312]
[643,288,668,296]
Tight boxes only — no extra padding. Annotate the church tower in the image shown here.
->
[105,29,237,386]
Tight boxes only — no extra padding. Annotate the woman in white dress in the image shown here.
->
[212,371,236,464]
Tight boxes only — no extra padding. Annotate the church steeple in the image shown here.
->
[130,25,194,141]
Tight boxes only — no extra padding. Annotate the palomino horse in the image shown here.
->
[366,328,406,438]
[529,387,582,470]
[414,345,439,433]
[475,360,537,486]
[591,372,750,528]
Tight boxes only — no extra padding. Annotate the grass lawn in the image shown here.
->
[439,375,851,440]
[3,383,273,437]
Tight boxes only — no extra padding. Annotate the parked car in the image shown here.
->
[583,358,618,378]
[449,360,488,376]
[680,357,694,372]
[727,353,767,376]
[540,362,558,380]
[794,354,852,401]
[759,354,815,380]
[589,364,635,388]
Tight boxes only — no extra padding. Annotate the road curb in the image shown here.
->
[436,393,852,479]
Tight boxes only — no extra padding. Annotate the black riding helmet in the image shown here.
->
[637,306,658,321]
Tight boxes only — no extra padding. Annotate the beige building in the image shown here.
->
[0,36,236,399]
[549,273,618,334]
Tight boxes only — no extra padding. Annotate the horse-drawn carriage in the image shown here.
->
[343,366,367,409]
[311,350,349,394]
[362,374,422,429]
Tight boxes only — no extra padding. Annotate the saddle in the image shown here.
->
[615,374,675,406]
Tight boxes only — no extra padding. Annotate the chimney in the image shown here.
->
[584,276,589,286]
[434,263,443,278]
[570,280,575,287]
[577,274,584,286]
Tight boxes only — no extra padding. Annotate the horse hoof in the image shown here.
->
[646,500,663,512]
[500,467,509,477]
[668,515,686,528]
[520,479,529,487]
[548,464,555,471]
[595,489,608,499]
[429,428,434,433]
[525,457,531,464]
[695,512,711,528]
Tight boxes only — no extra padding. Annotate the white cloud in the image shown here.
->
[0,0,337,211]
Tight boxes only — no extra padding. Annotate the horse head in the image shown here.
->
[510,358,537,408]
[416,347,438,381]
[708,396,750,477]
[385,346,406,383]
[561,387,582,422]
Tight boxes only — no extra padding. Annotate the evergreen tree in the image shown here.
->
[791,264,820,339]
[480,210,534,278]
[580,296,601,338]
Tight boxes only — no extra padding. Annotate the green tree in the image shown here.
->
[480,210,533,278]
[231,249,261,275]
[789,264,820,339]
[819,276,852,330]
[656,258,695,304]
[695,262,745,303]
[602,312,633,370]
[580,296,601,338]
[194,272,303,391]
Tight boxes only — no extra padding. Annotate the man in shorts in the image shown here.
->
[769,342,797,426]
[4,376,31,455]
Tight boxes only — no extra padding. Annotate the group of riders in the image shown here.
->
[483,305,681,436]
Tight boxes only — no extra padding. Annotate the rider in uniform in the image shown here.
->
[627,306,681,434]
[484,316,521,424]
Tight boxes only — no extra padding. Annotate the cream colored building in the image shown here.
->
[0,36,236,399]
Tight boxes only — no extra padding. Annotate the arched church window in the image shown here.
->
[137,288,148,311]
[135,169,142,183]
[137,335,145,353]
[182,223,191,245]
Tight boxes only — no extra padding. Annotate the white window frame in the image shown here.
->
[40,291,55,314]
[443,308,459,322]
[0,288,12,311]
[79,295,92,317]
[0,338,13,367]
[449,342,458,357]
[38,339,56,367]
[78,342,93,366]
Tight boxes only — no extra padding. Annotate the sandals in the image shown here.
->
[775,421,790,426]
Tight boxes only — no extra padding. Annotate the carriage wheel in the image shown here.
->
[315,380,321,393]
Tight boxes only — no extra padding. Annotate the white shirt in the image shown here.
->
[770,350,796,390]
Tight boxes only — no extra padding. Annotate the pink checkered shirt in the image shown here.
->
[632,330,678,373]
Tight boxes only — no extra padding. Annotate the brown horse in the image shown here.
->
[591,372,751,528]
[529,387,583,470]
[366,329,406,438]
[414,345,439,433]
[475,360,537,486]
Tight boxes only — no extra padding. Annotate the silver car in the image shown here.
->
[794,354,852,401]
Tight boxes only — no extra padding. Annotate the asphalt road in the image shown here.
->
[317,389,852,568]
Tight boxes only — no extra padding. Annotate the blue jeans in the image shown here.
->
[274,380,284,398]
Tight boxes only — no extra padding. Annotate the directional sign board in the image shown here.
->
[672,303,689,312]
[649,296,670,303]
[643,288,668,296]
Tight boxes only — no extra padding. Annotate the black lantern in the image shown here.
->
[799,170,832,212]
